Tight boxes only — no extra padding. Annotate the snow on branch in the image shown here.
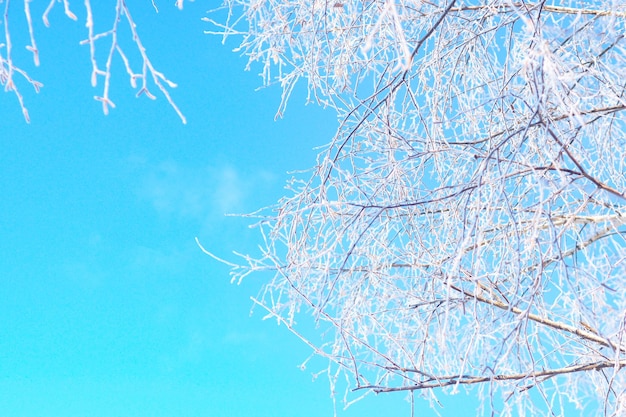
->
[1,0,189,123]
[208,0,626,415]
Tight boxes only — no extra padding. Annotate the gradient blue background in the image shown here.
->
[0,2,475,416]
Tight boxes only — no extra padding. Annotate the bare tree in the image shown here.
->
[0,0,187,123]
[204,1,626,415]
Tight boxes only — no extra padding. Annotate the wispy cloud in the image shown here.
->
[212,165,245,214]
[127,157,273,224]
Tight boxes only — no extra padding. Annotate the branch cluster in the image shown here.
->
[211,1,626,415]
[1,0,187,123]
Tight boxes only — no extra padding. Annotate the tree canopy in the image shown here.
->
[212,1,626,415]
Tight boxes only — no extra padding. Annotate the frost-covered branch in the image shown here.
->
[1,0,189,123]
[209,0,626,415]
[364,359,626,392]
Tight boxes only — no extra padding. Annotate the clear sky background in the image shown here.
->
[0,2,476,416]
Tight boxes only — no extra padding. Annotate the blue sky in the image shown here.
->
[0,2,476,416]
